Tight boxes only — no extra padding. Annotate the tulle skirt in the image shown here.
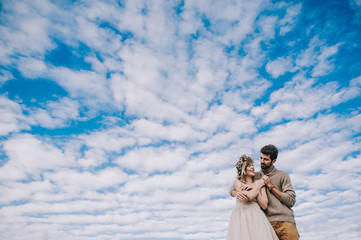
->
[227,200,279,240]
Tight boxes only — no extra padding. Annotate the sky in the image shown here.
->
[0,0,361,239]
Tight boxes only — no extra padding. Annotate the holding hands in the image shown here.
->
[262,175,275,190]
[262,175,270,185]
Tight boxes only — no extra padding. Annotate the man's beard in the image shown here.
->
[261,164,271,169]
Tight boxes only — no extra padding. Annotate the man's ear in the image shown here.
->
[272,159,276,165]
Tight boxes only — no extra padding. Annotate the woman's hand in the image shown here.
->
[262,175,271,186]
[236,191,249,202]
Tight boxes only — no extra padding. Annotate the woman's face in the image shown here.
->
[245,163,255,177]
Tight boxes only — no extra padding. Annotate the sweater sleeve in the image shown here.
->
[280,173,296,207]
[229,185,235,196]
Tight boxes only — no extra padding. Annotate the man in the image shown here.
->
[230,144,299,240]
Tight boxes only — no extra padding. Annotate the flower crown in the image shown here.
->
[235,155,253,179]
[235,157,245,170]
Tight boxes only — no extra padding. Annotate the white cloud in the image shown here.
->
[0,1,54,65]
[130,118,206,143]
[0,180,54,204]
[252,74,361,124]
[266,37,340,79]
[44,167,127,193]
[1,134,75,179]
[0,69,14,85]
[0,0,360,239]
[117,44,169,93]
[257,15,278,39]
[46,97,80,121]
[279,3,302,36]
[0,96,29,135]
[17,57,47,79]
[312,44,340,77]
[80,127,136,153]
[110,72,190,122]
[116,145,188,174]
[48,67,112,108]
[74,16,124,54]
[196,104,256,136]
[296,37,320,68]
[23,97,80,129]
[295,36,340,77]
[214,0,271,45]
[266,56,296,78]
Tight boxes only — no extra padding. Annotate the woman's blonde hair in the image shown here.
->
[235,154,254,183]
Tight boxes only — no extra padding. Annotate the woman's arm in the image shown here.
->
[256,185,268,210]
[244,180,265,200]
[233,179,243,191]
[230,179,241,197]
[231,179,252,202]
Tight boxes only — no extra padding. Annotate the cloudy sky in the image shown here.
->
[1,0,361,239]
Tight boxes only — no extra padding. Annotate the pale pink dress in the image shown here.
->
[227,199,279,240]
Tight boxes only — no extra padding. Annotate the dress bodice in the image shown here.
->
[236,199,258,207]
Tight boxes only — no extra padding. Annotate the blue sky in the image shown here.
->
[0,0,361,239]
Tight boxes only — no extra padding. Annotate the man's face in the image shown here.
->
[260,153,274,170]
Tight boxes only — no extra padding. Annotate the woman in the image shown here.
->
[227,155,279,240]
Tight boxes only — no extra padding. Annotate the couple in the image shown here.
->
[227,144,299,240]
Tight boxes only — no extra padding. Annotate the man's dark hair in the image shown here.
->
[260,144,278,160]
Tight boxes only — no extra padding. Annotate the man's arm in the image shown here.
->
[279,173,296,207]
[263,174,296,207]
[266,183,283,199]
[229,185,236,197]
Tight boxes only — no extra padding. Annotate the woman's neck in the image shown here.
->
[245,176,253,184]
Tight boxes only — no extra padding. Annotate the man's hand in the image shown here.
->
[262,175,271,186]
